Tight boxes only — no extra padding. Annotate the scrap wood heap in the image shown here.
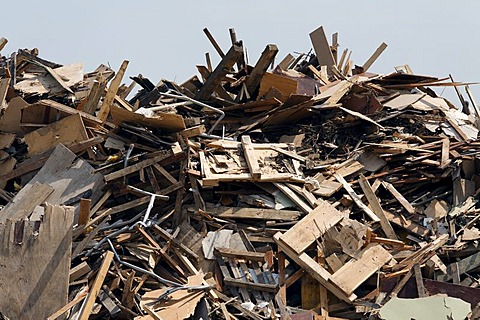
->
[0,26,480,320]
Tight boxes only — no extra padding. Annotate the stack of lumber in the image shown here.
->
[0,27,480,320]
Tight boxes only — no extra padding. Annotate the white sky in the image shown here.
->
[3,0,480,104]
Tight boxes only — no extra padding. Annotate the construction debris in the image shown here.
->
[0,25,480,319]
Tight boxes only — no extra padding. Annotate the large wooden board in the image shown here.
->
[330,245,392,295]
[279,199,344,254]
[0,205,73,320]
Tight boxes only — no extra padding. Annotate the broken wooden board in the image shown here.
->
[278,199,344,255]
[274,232,356,303]
[330,245,392,296]
[0,204,73,320]
[24,113,88,156]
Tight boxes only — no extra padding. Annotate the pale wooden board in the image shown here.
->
[204,205,301,221]
[309,26,335,72]
[330,245,392,295]
[24,113,88,156]
[0,205,73,320]
[384,93,425,110]
[362,42,388,71]
[279,199,343,254]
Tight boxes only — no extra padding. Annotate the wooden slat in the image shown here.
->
[382,181,415,214]
[204,205,300,221]
[358,174,397,239]
[98,60,129,122]
[334,173,381,222]
[78,251,114,320]
[241,135,261,179]
[362,42,388,72]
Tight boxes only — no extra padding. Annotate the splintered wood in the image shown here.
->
[0,25,479,320]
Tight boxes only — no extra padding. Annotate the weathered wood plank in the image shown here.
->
[196,43,243,100]
[241,135,261,179]
[330,245,392,296]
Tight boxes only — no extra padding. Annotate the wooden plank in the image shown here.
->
[330,245,392,296]
[24,113,88,156]
[382,181,416,214]
[0,78,10,114]
[82,76,106,115]
[334,173,381,222]
[215,248,267,262]
[241,135,262,179]
[362,42,388,72]
[69,261,91,282]
[203,27,225,58]
[413,264,426,298]
[204,205,301,221]
[383,210,429,237]
[98,60,129,122]
[0,37,8,52]
[274,233,356,303]
[278,53,294,70]
[270,146,306,162]
[16,144,104,220]
[104,152,174,182]
[78,251,114,320]
[47,290,88,320]
[440,138,450,168]
[196,43,243,100]
[274,182,313,213]
[279,199,343,255]
[245,44,279,94]
[0,205,73,319]
[309,26,335,75]
[339,106,385,129]
[152,163,178,185]
[358,174,397,239]
[257,72,298,101]
[78,198,91,226]
[29,59,74,94]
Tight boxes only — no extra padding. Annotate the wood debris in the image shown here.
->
[0,26,480,320]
